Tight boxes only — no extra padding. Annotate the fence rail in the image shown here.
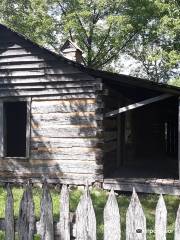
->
[1,182,180,239]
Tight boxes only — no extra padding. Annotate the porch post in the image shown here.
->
[178,97,180,180]
[0,102,3,157]
[116,114,121,168]
[117,114,125,168]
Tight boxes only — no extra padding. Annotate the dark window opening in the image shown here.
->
[4,101,27,157]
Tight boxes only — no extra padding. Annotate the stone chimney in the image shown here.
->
[60,39,83,64]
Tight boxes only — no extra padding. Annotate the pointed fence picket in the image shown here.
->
[37,182,54,240]
[18,184,35,240]
[75,185,96,240]
[155,194,167,240]
[126,188,146,240]
[2,182,180,240]
[5,185,14,240]
[175,204,180,240]
[58,184,70,240]
[104,189,120,240]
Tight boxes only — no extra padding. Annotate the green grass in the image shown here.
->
[0,186,179,239]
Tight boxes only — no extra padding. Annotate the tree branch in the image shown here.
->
[92,23,112,63]
[94,31,139,68]
[58,2,74,41]
[75,12,89,41]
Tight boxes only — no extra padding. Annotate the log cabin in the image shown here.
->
[0,23,180,194]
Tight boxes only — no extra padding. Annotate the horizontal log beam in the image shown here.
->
[105,94,172,117]
[0,171,103,183]
[0,74,95,84]
[0,69,81,77]
[0,87,99,98]
[0,55,45,63]
[31,127,102,138]
[32,94,98,100]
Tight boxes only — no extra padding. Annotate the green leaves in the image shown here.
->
[126,0,180,82]
[0,0,57,47]
[0,0,179,82]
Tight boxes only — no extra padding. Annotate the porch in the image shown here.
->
[103,80,180,194]
[103,177,180,195]
[103,165,180,195]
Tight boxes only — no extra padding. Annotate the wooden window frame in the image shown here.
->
[0,97,31,159]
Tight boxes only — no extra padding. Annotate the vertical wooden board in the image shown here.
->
[18,184,35,240]
[178,97,180,179]
[175,204,180,240]
[126,188,146,240]
[5,185,14,240]
[75,186,96,240]
[37,183,54,240]
[0,102,3,157]
[26,98,32,158]
[155,195,167,240]
[116,114,121,168]
[104,189,120,240]
[58,185,70,240]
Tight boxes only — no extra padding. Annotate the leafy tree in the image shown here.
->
[0,0,179,83]
[54,0,155,68]
[126,0,180,82]
[168,77,180,87]
[0,0,57,47]
[0,0,155,67]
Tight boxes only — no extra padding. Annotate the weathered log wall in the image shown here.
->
[0,24,104,184]
[30,97,103,182]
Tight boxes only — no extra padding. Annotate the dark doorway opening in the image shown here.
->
[113,97,179,179]
[4,101,27,157]
[103,82,179,180]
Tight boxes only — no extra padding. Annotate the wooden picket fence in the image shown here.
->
[2,182,180,239]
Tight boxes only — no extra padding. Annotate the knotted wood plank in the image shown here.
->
[18,184,35,240]
[155,194,167,240]
[104,189,120,240]
[175,204,180,240]
[75,185,96,240]
[37,182,54,240]
[5,184,14,240]
[126,188,146,240]
[58,185,70,240]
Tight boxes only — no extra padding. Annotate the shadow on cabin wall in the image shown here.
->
[0,34,63,181]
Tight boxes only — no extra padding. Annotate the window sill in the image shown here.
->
[1,157,29,160]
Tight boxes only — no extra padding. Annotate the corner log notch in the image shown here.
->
[105,93,172,117]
